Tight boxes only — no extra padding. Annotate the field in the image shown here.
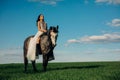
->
[0,62,120,80]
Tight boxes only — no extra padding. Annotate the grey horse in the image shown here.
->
[23,26,59,72]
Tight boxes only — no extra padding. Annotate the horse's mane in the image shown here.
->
[40,30,52,54]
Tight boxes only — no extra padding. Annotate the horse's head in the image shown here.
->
[49,25,59,47]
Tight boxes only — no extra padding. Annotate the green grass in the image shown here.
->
[0,62,120,80]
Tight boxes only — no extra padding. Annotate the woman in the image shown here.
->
[36,14,47,44]
[27,14,47,60]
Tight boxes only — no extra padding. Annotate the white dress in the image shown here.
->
[27,22,46,61]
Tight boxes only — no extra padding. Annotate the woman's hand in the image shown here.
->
[43,30,47,32]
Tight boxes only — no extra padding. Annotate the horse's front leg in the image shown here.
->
[31,60,38,72]
[42,54,48,72]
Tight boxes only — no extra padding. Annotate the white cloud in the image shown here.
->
[0,48,23,64]
[53,48,120,62]
[95,0,120,5]
[96,48,120,54]
[107,19,120,27]
[67,33,120,44]
[28,0,63,5]
[67,39,79,43]
[0,47,120,64]
[0,47,43,64]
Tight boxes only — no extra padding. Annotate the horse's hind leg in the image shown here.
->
[24,48,28,72]
[24,57,28,72]
[31,60,38,72]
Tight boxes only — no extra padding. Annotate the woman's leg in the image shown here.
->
[37,37,40,44]
[36,37,41,56]
[34,31,43,56]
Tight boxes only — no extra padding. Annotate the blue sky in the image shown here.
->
[0,0,120,63]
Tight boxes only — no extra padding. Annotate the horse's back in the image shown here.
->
[23,34,52,55]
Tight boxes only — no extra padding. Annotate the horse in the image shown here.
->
[23,25,59,72]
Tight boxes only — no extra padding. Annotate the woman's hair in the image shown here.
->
[36,14,44,26]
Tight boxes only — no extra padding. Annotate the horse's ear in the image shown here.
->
[50,26,53,30]
[57,25,59,30]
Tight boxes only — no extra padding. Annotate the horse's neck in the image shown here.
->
[41,33,51,41]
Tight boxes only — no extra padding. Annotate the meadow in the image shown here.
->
[0,62,120,80]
